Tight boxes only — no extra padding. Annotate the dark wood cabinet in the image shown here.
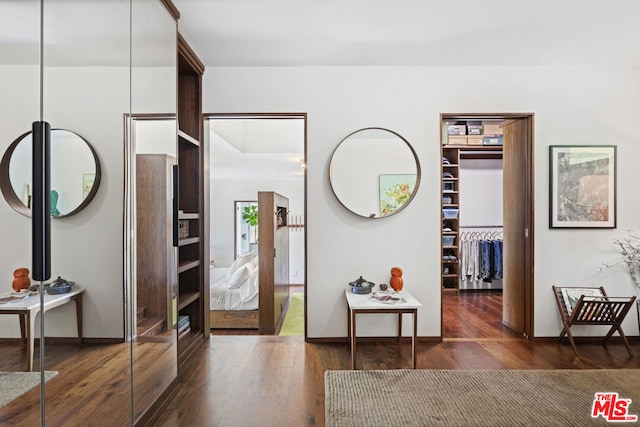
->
[258,191,290,334]
[176,33,206,369]
[136,154,177,335]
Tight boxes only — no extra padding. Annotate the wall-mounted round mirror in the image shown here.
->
[0,129,101,218]
[329,127,421,218]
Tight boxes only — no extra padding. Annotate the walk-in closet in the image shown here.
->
[441,114,534,339]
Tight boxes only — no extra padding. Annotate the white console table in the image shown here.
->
[0,287,84,371]
[345,288,422,369]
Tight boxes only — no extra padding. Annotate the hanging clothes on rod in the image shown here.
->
[460,226,503,287]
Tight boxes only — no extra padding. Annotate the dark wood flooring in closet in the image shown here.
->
[1,293,638,426]
[443,290,521,339]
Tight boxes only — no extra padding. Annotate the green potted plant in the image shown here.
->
[242,205,259,244]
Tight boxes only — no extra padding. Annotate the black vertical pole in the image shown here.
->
[32,120,51,282]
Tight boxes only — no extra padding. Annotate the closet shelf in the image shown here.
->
[178,212,199,220]
[178,291,201,310]
[178,129,200,147]
[178,237,200,246]
[178,259,200,273]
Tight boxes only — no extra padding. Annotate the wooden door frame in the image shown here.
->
[204,112,308,338]
[439,113,535,340]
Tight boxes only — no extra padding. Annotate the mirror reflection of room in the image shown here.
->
[0,0,180,425]
[208,115,306,336]
[0,129,100,217]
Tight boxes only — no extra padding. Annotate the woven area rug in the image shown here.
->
[279,293,304,336]
[0,371,58,409]
[325,369,640,426]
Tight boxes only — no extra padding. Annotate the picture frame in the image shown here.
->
[379,174,417,217]
[549,145,616,228]
[82,173,95,200]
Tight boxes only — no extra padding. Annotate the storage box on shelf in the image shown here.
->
[483,123,503,135]
[447,135,467,146]
[447,124,466,135]
[443,235,456,246]
[466,121,483,135]
[483,135,503,145]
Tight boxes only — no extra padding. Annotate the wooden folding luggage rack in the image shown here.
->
[552,286,636,356]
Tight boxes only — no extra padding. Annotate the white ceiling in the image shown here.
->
[209,118,305,180]
[174,0,640,67]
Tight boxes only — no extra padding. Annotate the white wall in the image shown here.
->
[203,66,640,339]
[210,177,305,283]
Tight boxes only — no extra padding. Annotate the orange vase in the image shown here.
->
[12,268,30,292]
[389,267,403,291]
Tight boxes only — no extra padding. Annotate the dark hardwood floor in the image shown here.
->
[443,290,521,339]
[1,292,639,426]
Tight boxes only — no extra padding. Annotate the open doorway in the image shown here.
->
[440,113,534,340]
[205,113,306,336]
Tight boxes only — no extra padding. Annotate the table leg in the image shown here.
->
[28,309,38,372]
[397,313,402,343]
[19,314,26,342]
[412,309,417,369]
[350,309,357,370]
[74,293,83,342]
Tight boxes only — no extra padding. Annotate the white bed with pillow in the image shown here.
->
[209,251,261,329]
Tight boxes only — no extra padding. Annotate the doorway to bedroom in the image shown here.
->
[205,113,306,336]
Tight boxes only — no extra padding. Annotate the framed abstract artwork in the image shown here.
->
[379,174,417,217]
[549,145,616,228]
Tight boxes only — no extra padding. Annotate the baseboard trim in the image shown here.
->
[0,337,123,344]
[305,336,440,344]
[532,335,640,343]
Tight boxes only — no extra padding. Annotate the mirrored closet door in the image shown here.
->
[0,0,179,425]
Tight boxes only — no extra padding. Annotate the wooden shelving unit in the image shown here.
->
[441,147,460,294]
[176,33,206,370]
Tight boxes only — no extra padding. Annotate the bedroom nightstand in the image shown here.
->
[345,289,422,370]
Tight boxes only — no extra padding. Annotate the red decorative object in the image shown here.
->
[389,267,403,291]
[12,268,30,292]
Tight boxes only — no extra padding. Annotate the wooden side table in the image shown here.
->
[0,287,85,370]
[345,289,422,369]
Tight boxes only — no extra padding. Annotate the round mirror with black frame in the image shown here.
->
[0,129,101,218]
[329,127,421,218]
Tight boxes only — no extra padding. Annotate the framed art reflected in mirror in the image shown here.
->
[329,127,421,219]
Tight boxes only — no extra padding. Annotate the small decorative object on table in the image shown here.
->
[47,276,75,295]
[390,267,403,291]
[379,283,388,291]
[12,268,30,292]
[348,276,375,294]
